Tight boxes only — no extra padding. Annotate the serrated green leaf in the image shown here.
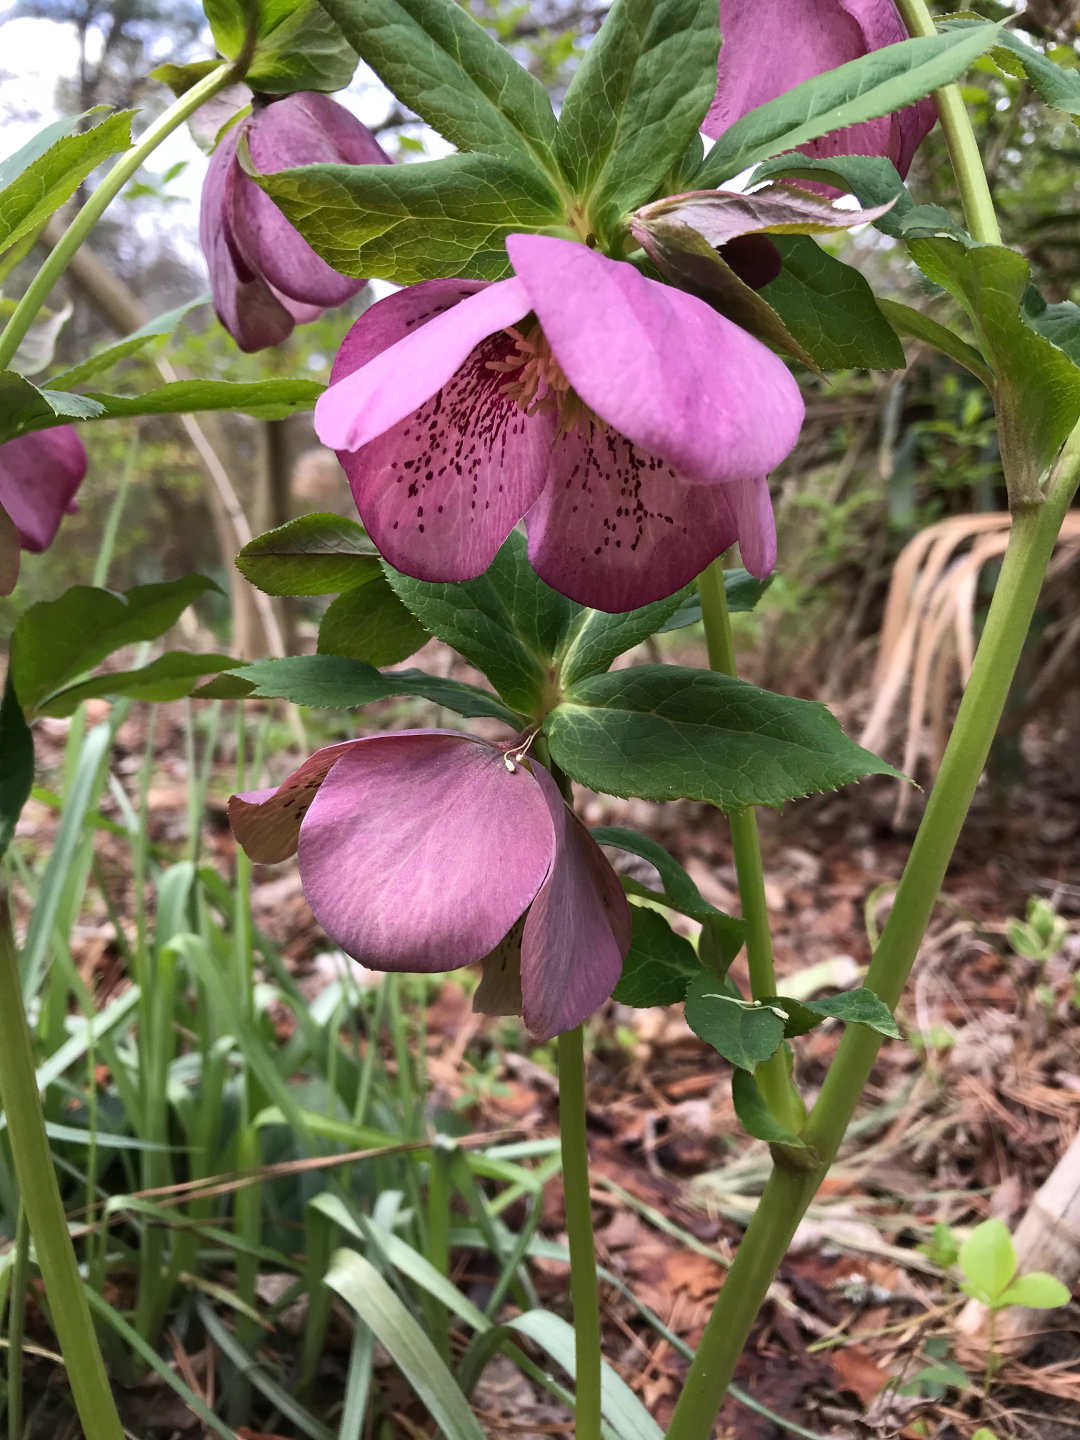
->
[683,972,785,1071]
[47,296,208,391]
[316,0,559,176]
[11,576,220,717]
[759,236,906,370]
[0,109,109,190]
[958,1218,1017,1305]
[545,665,900,812]
[0,377,324,444]
[203,0,359,93]
[236,513,381,596]
[0,677,34,861]
[766,987,900,1039]
[750,153,914,239]
[876,298,992,386]
[907,239,1080,498]
[611,907,701,1007]
[36,653,244,718]
[250,151,565,285]
[696,23,1003,188]
[659,571,771,631]
[234,654,523,726]
[730,1066,814,1156]
[555,0,719,245]
[997,1273,1071,1310]
[941,17,1080,117]
[0,110,133,255]
[318,578,430,667]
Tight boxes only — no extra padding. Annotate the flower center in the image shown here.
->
[486,321,590,440]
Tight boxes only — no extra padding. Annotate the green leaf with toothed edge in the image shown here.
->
[758,987,900,1040]
[247,151,566,286]
[546,665,901,812]
[683,971,786,1072]
[236,513,382,596]
[201,0,359,94]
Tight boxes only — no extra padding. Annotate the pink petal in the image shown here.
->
[520,765,631,1040]
[726,476,776,579]
[200,128,296,351]
[315,277,532,452]
[228,740,362,864]
[506,234,803,486]
[297,732,556,971]
[0,427,87,553]
[524,426,745,611]
[703,0,936,179]
[233,94,389,309]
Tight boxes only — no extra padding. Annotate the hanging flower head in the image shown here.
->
[0,427,87,596]
[314,233,803,613]
[200,92,392,353]
[704,0,936,176]
[229,731,632,1040]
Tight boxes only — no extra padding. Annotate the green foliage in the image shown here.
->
[317,578,431,667]
[47,298,209,392]
[591,826,744,945]
[683,975,786,1073]
[941,17,1080,118]
[544,665,901,812]
[659,571,771,631]
[1008,895,1068,963]
[236,513,382,595]
[750,153,913,237]
[0,677,33,861]
[611,907,702,1007]
[696,23,1004,187]
[760,237,906,371]
[35,652,245,718]
[876,298,993,386]
[729,1067,813,1156]
[957,1218,1070,1310]
[0,111,133,257]
[250,151,566,285]
[202,0,360,93]
[10,576,220,718]
[764,988,901,1040]
[554,0,719,244]
[315,0,560,174]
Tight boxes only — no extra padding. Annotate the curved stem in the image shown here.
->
[0,895,124,1440]
[697,560,802,1130]
[0,63,236,370]
[895,0,1002,245]
[557,1025,602,1440]
[663,435,1080,1440]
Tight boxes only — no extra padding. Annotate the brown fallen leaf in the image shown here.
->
[830,1342,892,1406]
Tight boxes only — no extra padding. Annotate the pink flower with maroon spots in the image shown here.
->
[314,233,803,612]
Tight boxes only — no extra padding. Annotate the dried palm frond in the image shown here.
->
[861,512,1080,818]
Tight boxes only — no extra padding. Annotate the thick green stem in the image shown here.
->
[0,896,124,1440]
[557,1025,602,1440]
[0,63,237,370]
[697,561,802,1130]
[895,0,1002,245]
[665,447,1080,1440]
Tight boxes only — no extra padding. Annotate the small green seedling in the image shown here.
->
[918,1220,960,1269]
[897,1335,970,1399]
[1007,896,1068,965]
[958,1218,1070,1311]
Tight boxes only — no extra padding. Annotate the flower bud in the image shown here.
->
[0,427,87,595]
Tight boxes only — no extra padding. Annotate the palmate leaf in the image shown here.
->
[316,0,559,177]
[696,21,1003,188]
[556,0,719,245]
[250,151,566,285]
[545,665,900,812]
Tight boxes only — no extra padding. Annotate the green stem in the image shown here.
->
[664,447,1080,1440]
[895,0,1002,245]
[0,896,124,1440]
[557,1025,602,1440]
[697,560,802,1130]
[0,63,236,370]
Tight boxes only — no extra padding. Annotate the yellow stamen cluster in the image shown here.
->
[486,323,590,440]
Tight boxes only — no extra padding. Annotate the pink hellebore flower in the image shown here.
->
[200,92,391,353]
[229,731,632,1040]
[704,0,937,178]
[0,427,87,596]
[315,233,804,613]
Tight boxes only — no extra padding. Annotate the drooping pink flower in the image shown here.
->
[704,0,937,178]
[229,732,632,1039]
[0,427,87,596]
[314,233,803,612]
[200,92,392,353]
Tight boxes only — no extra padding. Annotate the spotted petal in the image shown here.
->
[506,233,804,487]
[297,732,556,971]
[520,764,632,1040]
[228,740,361,864]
